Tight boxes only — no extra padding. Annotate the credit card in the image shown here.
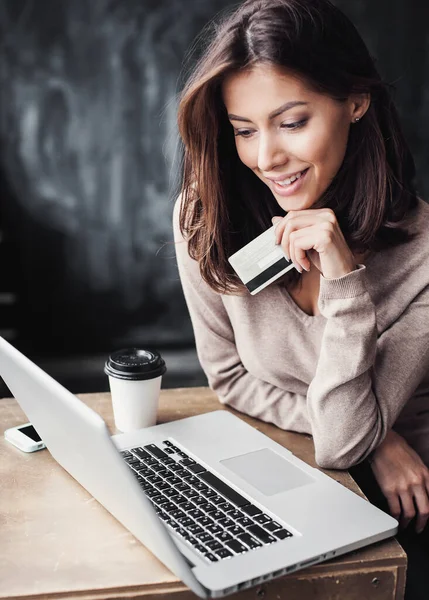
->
[228,225,296,295]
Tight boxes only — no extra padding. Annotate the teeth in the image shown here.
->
[277,170,305,187]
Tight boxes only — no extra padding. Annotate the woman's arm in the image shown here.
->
[173,198,311,434]
[307,268,429,469]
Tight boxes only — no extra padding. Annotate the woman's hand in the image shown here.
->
[272,209,356,279]
[370,430,429,534]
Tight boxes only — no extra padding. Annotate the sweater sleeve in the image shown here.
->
[173,198,311,434]
[307,267,429,469]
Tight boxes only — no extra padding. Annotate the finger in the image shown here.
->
[413,486,429,534]
[288,226,326,273]
[399,492,416,530]
[385,492,401,522]
[289,231,311,272]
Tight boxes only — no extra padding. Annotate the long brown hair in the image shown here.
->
[177,0,418,294]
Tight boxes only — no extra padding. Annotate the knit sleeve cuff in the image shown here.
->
[319,264,367,300]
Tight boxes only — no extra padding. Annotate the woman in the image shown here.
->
[173,0,429,569]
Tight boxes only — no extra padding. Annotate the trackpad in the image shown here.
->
[220,448,315,496]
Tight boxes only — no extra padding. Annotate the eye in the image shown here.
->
[281,118,308,130]
[234,129,254,138]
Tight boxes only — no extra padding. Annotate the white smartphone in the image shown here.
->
[4,423,46,453]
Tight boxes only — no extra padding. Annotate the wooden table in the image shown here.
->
[0,387,406,599]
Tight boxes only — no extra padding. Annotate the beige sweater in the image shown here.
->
[173,198,429,470]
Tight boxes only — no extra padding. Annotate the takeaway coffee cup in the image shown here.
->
[104,348,166,432]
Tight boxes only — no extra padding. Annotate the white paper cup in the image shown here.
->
[104,348,166,433]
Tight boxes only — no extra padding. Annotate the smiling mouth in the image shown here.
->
[273,168,309,187]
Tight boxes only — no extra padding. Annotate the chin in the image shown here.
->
[275,194,316,213]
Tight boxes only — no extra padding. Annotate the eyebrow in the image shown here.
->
[228,101,309,123]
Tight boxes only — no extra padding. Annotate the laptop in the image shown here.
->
[0,335,397,598]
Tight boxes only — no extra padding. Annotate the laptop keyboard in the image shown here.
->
[121,440,292,563]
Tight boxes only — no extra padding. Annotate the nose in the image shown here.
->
[257,131,287,173]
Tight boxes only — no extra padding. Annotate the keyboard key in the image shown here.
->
[164,488,180,498]
[121,451,133,458]
[174,469,189,478]
[164,447,175,454]
[186,476,200,486]
[155,481,171,491]
[180,458,196,467]
[225,539,247,554]
[181,502,196,512]
[174,483,190,493]
[226,509,245,520]
[188,509,204,519]
[147,475,163,485]
[211,511,227,521]
[210,494,226,505]
[187,524,204,535]
[162,502,179,513]
[218,501,235,512]
[204,552,218,562]
[217,517,235,528]
[168,463,185,473]
[241,504,262,517]
[205,539,223,551]
[132,448,151,460]
[264,521,282,533]
[200,488,217,499]
[192,482,209,493]
[195,532,214,543]
[205,524,223,535]
[154,495,170,505]
[274,529,293,540]
[236,517,253,527]
[193,543,208,554]
[170,446,181,452]
[162,440,173,446]
[168,476,182,485]
[183,489,199,500]
[136,466,153,477]
[237,533,262,549]
[144,444,169,460]
[151,463,168,473]
[186,463,207,474]
[254,514,272,525]
[200,503,217,513]
[247,525,276,544]
[172,494,188,505]
[176,517,194,527]
[196,516,215,527]
[169,509,186,520]
[198,472,250,507]
[178,451,189,458]
[215,530,233,543]
[226,525,246,536]
[192,496,209,507]
[144,487,159,498]
[214,548,233,559]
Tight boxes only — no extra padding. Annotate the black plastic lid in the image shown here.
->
[104,348,166,381]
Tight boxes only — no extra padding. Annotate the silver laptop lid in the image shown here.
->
[0,336,207,598]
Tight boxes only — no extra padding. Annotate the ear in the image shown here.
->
[349,92,371,122]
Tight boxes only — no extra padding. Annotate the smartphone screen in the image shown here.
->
[19,424,42,442]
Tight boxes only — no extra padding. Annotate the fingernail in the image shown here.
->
[295,264,302,273]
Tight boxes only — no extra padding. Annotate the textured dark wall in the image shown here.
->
[0,0,427,359]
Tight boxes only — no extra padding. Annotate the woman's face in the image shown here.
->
[222,64,366,213]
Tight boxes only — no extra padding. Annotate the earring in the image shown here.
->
[354,117,360,123]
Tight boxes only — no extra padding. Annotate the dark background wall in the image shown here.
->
[0,0,428,395]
